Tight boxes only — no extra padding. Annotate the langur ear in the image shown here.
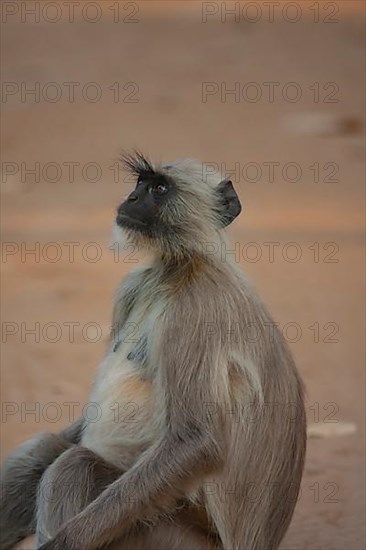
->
[216,178,242,227]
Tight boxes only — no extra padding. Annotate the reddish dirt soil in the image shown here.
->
[1,2,365,549]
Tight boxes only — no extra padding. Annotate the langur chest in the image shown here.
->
[81,304,161,468]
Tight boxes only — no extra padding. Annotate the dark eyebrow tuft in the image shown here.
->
[120,150,155,180]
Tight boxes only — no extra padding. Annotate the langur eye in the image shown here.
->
[151,183,168,195]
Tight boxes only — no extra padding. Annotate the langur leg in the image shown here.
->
[112,513,222,550]
[0,433,73,550]
[36,446,221,550]
[36,447,122,546]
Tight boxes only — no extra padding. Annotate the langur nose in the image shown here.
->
[127,192,139,203]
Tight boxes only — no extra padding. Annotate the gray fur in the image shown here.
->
[0,419,83,549]
[0,155,306,550]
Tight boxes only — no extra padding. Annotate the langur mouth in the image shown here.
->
[116,213,148,230]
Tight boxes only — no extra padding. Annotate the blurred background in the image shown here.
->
[1,1,365,548]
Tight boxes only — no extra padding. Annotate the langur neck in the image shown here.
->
[157,233,235,271]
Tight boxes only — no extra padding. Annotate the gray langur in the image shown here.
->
[0,152,306,550]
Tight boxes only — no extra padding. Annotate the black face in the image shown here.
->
[116,173,174,234]
[216,179,242,227]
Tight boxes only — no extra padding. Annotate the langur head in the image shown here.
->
[115,151,242,259]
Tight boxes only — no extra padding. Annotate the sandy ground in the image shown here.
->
[1,2,365,549]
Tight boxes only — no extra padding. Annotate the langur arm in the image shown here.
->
[39,300,226,550]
